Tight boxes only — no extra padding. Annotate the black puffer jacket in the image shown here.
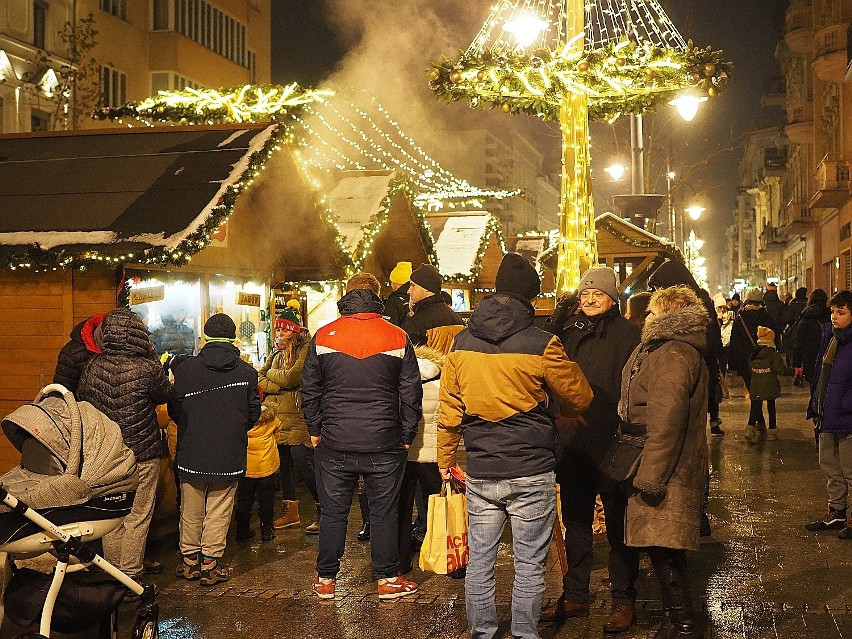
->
[792,303,831,380]
[384,282,411,327]
[729,301,775,375]
[558,307,641,463]
[169,342,261,484]
[53,313,106,394]
[77,308,175,462]
[401,294,464,346]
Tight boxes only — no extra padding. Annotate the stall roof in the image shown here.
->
[0,124,277,266]
[428,212,503,283]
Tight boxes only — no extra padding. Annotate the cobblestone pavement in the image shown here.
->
[3,380,851,638]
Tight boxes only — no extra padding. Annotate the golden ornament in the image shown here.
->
[615,57,627,67]
[577,60,590,73]
[477,70,487,82]
[500,102,512,113]
[449,70,463,84]
[704,63,716,77]
[428,68,441,81]
[708,86,717,97]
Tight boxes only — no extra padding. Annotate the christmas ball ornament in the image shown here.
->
[179,117,188,125]
[477,70,487,82]
[428,68,441,81]
[531,56,543,68]
[616,57,627,67]
[704,63,716,77]
[577,60,590,73]
[688,72,701,85]
[500,102,512,113]
[449,70,463,84]
[708,86,717,97]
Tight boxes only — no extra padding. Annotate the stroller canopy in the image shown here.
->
[1,385,138,509]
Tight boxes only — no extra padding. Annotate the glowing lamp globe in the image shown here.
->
[503,11,549,48]
[686,205,705,221]
[669,91,709,122]
[604,163,627,181]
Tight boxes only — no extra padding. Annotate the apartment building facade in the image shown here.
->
[0,0,271,133]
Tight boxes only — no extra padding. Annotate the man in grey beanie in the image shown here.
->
[542,266,642,632]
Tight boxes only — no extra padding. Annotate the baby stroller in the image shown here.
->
[0,384,159,639]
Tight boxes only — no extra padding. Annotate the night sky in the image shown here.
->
[271,0,786,288]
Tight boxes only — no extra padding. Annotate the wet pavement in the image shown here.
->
[3,379,851,638]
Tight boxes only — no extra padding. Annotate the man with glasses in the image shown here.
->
[541,266,642,633]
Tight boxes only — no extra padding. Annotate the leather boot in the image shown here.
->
[357,493,370,541]
[305,503,320,534]
[539,593,589,622]
[603,599,636,633]
[273,500,301,529]
[652,549,702,638]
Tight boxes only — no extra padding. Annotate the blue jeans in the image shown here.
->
[465,471,556,639]
[314,444,407,579]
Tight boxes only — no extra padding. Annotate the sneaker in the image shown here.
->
[804,507,847,531]
[175,553,201,580]
[377,575,418,600]
[357,522,370,541]
[313,575,336,599]
[839,525,852,540]
[710,422,725,437]
[199,559,230,586]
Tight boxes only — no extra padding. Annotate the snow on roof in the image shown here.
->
[434,214,492,277]
[328,174,394,253]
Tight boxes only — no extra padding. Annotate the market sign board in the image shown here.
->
[129,285,165,306]
[236,291,261,307]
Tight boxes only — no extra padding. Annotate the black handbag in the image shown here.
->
[605,423,647,482]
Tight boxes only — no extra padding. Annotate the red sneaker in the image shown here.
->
[377,575,418,600]
[312,575,335,599]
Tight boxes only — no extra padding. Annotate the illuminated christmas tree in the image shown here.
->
[429,0,731,293]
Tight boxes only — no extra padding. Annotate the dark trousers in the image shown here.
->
[748,399,776,427]
[235,474,276,528]
[278,443,319,502]
[315,445,407,579]
[397,461,443,572]
[559,456,640,603]
[647,546,694,625]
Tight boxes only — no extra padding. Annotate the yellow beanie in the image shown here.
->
[757,326,775,347]
[389,261,413,285]
[286,299,301,311]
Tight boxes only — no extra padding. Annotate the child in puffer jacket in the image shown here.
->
[234,405,282,542]
[748,326,790,431]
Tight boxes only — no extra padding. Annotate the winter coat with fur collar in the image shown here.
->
[619,303,709,551]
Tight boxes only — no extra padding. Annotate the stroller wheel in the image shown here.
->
[132,620,158,639]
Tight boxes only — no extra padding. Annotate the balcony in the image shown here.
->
[761,76,786,108]
[785,1,813,54]
[808,155,852,210]
[781,201,814,235]
[761,147,788,178]
[759,225,788,253]
[784,101,814,144]
[812,23,849,82]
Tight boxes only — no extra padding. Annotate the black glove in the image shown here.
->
[546,292,579,332]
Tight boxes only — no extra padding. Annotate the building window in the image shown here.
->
[101,65,127,108]
[33,1,47,49]
[100,0,127,20]
[247,50,256,83]
[152,0,169,30]
[151,72,169,94]
[31,108,50,131]
[168,0,249,68]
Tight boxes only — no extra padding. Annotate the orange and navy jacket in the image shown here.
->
[301,289,423,452]
[438,293,593,479]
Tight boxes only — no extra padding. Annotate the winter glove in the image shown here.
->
[546,292,579,333]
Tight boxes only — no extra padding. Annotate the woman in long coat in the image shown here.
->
[619,286,708,639]
[258,307,319,532]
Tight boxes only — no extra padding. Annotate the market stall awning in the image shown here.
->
[0,124,277,267]
[428,212,504,286]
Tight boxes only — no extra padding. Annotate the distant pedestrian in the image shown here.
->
[715,294,733,375]
[234,405,281,543]
[402,264,464,353]
[791,289,830,383]
[804,290,852,540]
[783,287,808,373]
[438,253,593,639]
[763,282,784,333]
[748,327,790,432]
[619,285,709,639]
[169,313,261,586]
[384,261,413,327]
[624,291,652,328]
[302,272,422,600]
[729,292,741,316]
[729,288,775,389]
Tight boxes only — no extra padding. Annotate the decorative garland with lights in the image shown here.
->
[429,40,731,122]
[599,218,679,252]
[443,216,506,284]
[95,83,333,125]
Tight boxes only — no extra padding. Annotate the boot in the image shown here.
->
[539,593,590,622]
[357,493,370,541]
[273,500,301,529]
[260,524,275,542]
[235,522,256,542]
[305,503,320,534]
[603,599,636,633]
[653,550,701,638]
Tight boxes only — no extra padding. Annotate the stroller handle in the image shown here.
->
[35,383,85,479]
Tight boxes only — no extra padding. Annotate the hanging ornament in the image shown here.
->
[688,72,702,85]
[449,70,463,84]
[500,103,511,113]
[716,72,729,86]
[708,86,717,97]
[577,60,590,73]
[428,68,441,81]
[531,56,543,69]
[477,70,487,82]
[615,57,627,67]
[704,63,716,77]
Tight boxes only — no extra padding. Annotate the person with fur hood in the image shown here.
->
[729,288,776,389]
[53,313,107,394]
[619,285,709,639]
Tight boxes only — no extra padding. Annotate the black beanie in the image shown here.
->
[204,313,236,340]
[410,264,443,294]
[495,253,541,300]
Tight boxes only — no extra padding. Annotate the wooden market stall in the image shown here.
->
[427,212,504,311]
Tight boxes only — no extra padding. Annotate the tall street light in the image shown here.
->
[429,0,731,296]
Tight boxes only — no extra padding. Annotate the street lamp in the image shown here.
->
[604,163,628,181]
[686,205,705,221]
[669,89,709,122]
[503,11,549,48]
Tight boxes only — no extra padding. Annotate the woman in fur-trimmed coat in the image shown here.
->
[618,286,708,639]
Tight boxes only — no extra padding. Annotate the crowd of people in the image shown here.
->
[46,255,852,639]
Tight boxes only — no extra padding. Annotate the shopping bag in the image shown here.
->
[419,481,469,575]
